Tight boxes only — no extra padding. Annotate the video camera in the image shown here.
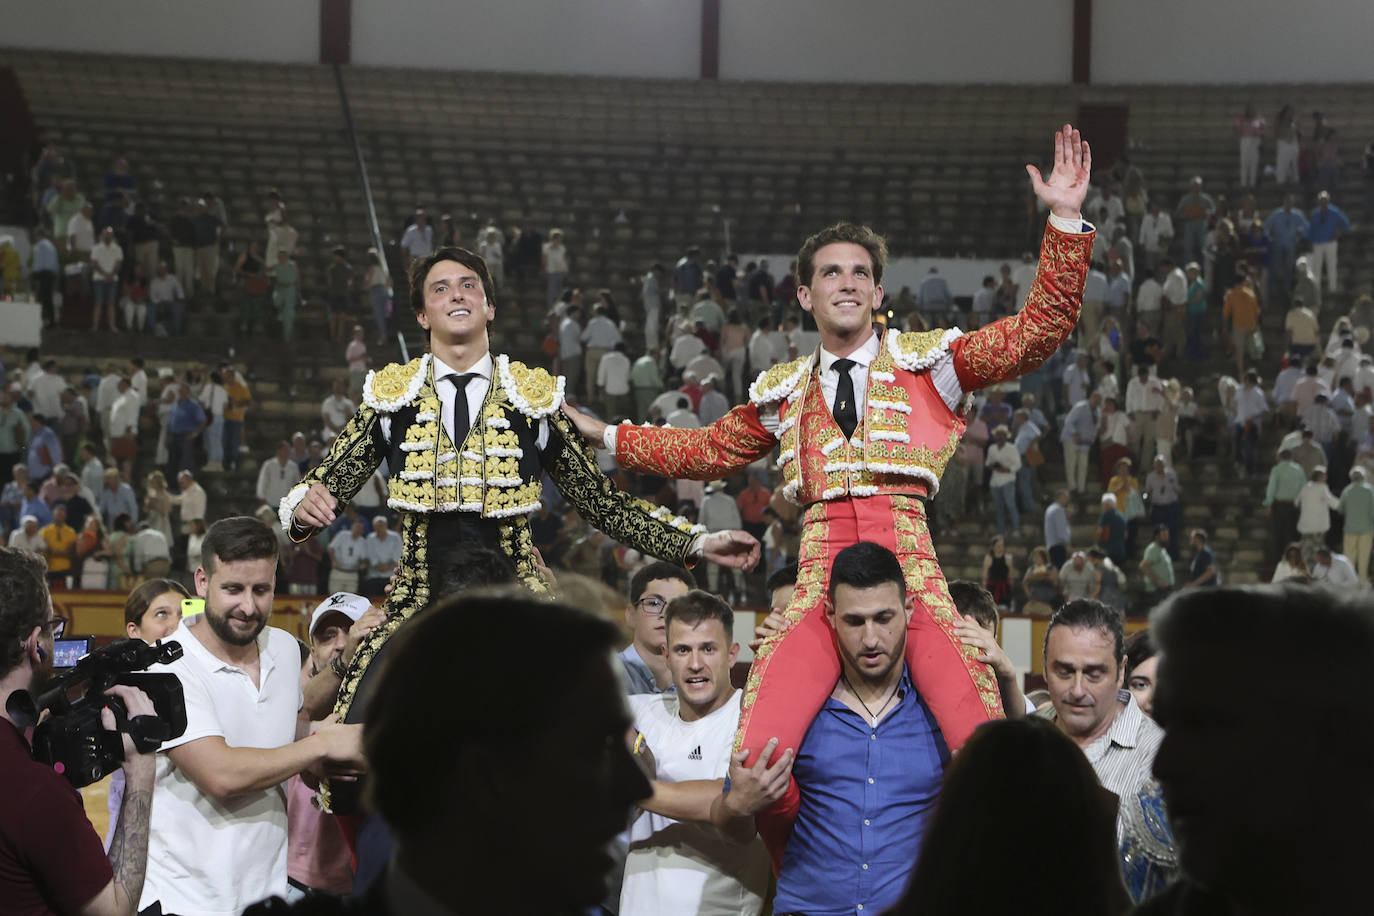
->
[15,639,188,788]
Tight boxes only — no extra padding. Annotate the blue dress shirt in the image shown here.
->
[1307,205,1351,244]
[773,667,947,916]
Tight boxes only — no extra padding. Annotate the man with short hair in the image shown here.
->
[327,519,368,595]
[140,518,365,914]
[1183,529,1220,589]
[25,413,62,484]
[171,470,207,537]
[1139,523,1175,608]
[1263,448,1306,563]
[582,304,623,400]
[631,346,664,420]
[986,424,1021,536]
[620,591,770,916]
[1061,392,1101,494]
[166,383,207,480]
[148,261,186,335]
[765,541,949,913]
[565,129,1095,820]
[257,441,301,511]
[1310,546,1360,592]
[321,380,354,441]
[1038,599,1164,842]
[1144,455,1181,552]
[949,580,1030,717]
[1139,585,1374,913]
[1044,489,1073,567]
[1263,194,1307,304]
[130,521,171,579]
[361,516,401,598]
[97,468,139,530]
[1059,550,1098,602]
[622,562,697,695]
[0,546,160,915]
[674,246,704,312]
[282,247,752,781]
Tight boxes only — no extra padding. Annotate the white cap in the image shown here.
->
[309,592,372,638]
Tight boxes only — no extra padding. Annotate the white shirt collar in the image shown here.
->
[432,352,493,383]
[818,331,882,375]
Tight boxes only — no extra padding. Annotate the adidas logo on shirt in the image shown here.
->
[688,745,703,761]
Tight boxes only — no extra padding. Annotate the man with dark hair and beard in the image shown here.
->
[138,516,367,916]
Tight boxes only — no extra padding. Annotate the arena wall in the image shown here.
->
[4,0,319,63]
[7,0,1374,83]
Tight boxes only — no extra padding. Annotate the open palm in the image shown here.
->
[1026,123,1092,219]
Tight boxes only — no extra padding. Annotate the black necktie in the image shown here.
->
[832,358,858,439]
[445,373,479,446]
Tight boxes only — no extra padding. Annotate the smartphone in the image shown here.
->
[181,598,206,618]
[52,637,94,669]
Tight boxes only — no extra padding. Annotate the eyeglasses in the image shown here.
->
[634,596,667,616]
[44,616,69,639]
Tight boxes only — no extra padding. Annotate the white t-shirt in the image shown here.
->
[621,691,769,916]
[141,619,303,915]
[543,242,568,273]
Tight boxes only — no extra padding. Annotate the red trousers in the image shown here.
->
[742,494,1004,867]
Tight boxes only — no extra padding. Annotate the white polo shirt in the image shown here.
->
[140,618,303,916]
[620,690,769,916]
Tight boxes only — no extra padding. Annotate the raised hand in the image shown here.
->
[1026,123,1092,220]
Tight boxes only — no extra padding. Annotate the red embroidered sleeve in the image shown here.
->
[950,220,1093,391]
[615,404,777,481]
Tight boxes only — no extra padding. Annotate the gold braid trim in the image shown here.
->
[616,405,777,481]
[547,410,699,564]
[953,220,1093,390]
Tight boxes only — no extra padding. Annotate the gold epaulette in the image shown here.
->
[885,328,962,372]
[362,354,431,413]
[748,355,811,406]
[496,355,564,418]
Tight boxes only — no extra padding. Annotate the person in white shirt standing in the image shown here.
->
[319,380,355,442]
[581,303,623,401]
[621,591,770,916]
[642,263,666,349]
[1159,258,1189,363]
[699,481,746,603]
[90,226,124,333]
[1295,465,1340,568]
[986,425,1022,537]
[257,441,302,510]
[1137,199,1174,274]
[1233,369,1270,477]
[140,517,365,915]
[28,359,67,423]
[596,342,633,420]
[1135,262,1166,339]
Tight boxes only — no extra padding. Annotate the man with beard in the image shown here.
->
[139,517,367,915]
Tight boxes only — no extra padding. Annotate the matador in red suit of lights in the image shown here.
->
[567,126,1094,864]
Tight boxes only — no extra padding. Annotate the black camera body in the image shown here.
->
[28,639,189,788]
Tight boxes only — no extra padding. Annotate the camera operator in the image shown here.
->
[0,546,159,916]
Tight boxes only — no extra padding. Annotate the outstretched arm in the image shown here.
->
[541,409,702,566]
[951,125,1094,391]
[562,401,777,481]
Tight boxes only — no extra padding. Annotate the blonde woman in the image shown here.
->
[143,469,174,544]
